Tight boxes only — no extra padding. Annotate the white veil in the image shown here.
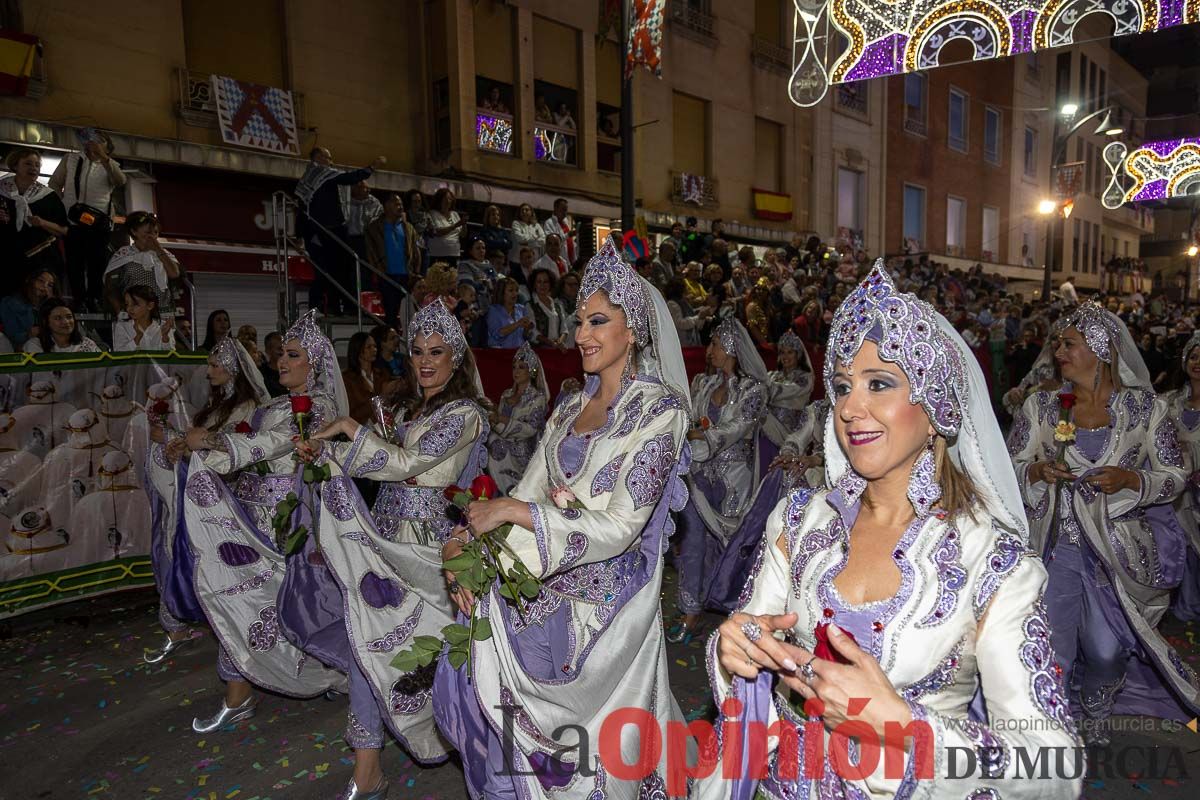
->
[224,338,271,405]
[283,311,349,417]
[1065,302,1152,389]
[822,264,1029,541]
[640,276,691,403]
[715,318,769,385]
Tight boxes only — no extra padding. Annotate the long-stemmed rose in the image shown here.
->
[392,476,580,678]
[1045,392,1077,552]
[270,395,329,555]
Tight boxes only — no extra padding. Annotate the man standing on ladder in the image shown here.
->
[294,146,385,316]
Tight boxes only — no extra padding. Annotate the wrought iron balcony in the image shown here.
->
[671,3,716,43]
[751,37,789,73]
[671,171,719,208]
[835,83,869,116]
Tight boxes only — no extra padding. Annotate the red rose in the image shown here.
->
[234,421,253,434]
[443,485,465,502]
[470,475,500,500]
[150,400,170,415]
[698,417,711,431]
[813,622,857,665]
[1058,393,1077,410]
[290,395,313,414]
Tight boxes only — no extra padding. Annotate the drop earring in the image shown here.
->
[907,435,941,519]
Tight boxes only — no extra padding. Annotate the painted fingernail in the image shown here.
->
[829,623,843,636]
[782,658,798,672]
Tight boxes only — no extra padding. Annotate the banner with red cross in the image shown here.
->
[210,75,300,156]
[626,0,665,79]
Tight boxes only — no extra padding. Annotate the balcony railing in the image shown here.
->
[903,115,927,137]
[751,37,789,73]
[671,171,719,208]
[835,83,869,116]
[176,68,306,129]
[534,122,578,167]
[671,3,716,43]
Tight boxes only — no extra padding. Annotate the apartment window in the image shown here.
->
[1072,218,1080,272]
[1088,60,1097,113]
[946,196,966,254]
[982,206,1000,262]
[1082,221,1091,276]
[1055,52,1071,107]
[1079,54,1088,109]
[1023,127,1038,178]
[903,184,926,250]
[904,73,927,135]
[984,107,1001,164]
[672,91,709,175]
[948,88,968,152]
[837,167,865,234]
[754,117,783,192]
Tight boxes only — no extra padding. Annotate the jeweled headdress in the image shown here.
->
[210,335,241,379]
[1183,331,1200,370]
[284,309,338,393]
[579,237,650,347]
[1065,301,1121,364]
[408,300,466,367]
[713,318,739,355]
[825,261,966,437]
[514,342,539,375]
[777,330,804,354]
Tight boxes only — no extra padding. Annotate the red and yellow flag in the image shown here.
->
[0,30,38,96]
[752,188,793,221]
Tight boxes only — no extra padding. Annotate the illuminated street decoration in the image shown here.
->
[476,114,514,155]
[791,0,1200,107]
[1103,137,1200,208]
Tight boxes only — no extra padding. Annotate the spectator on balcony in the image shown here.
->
[0,148,68,296]
[295,146,385,315]
[0,268,56,349]
[535,94,553,123]
[428,187,466,263]
[200,309,231,352]
[554,103,576,130]
[481,86,511,115]
[103,211,180,318]
[458,236,497,310]
[112,284,173,352]
[533,232,569,279]
[366,193,419,326]
[542,197,576,264]
[509,203,545,271]
[479,204,512,258]
[599,115,618,138]
[47,129,125,308]
[528,267,570,350]
[24,296,99,354]
[487,277,533,349]
[346,180,383,262]
[649,239,676,292]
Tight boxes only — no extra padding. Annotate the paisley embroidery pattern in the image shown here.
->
[322,476,356,521]
[626,433,675,509]
[354,449,389,477]
[973,533,1024,619]
[185,471,222,508]
[366,601,424,652]
[917,524,966,627]
[610,392,644,439]
[247,606,279,651]
[590,454,626,497]
[418,413,466,457]
[1154,418,1184,468]
[1006,410,1031,456]
[1019,599,1076,735]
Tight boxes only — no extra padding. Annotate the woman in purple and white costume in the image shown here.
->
[1010,303,1199,741]
[487,342,549,495]
[697,263,1081,800]
[298,300,492,798]
[438,237,692,799]
[143,336,268,663]
[761,330,815,454]
[704,397,831,615]
[1163,331,1200,619]
[669,317,768,642]
[182,311,344,734]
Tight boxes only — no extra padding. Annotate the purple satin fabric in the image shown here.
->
[148,457,204,623]
[275,481,352,675]
[1173,548,1200,621]
[704,469,785,614]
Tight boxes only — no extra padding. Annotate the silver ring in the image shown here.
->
[447,580,461,594]
[800,657,818,683]
[740,621,763,643]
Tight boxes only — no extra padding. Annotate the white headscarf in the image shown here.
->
[1064,301,1152,389]
[713,317,769,385]
[0,176,53,231]
[283,310,349,416]
[210,335,270,405]
[822,261,1028,540]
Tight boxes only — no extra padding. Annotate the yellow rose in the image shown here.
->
[1053,421,1076,443]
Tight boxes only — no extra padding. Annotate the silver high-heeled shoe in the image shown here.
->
[335,777,389,800]
[191,695,257,733]
[143,632,195,664]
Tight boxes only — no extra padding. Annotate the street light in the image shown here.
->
[1041,102,1122,301]
[1038,199,1058,215]
[1189,245,1199,258]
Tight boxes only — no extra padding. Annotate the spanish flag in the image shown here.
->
[752,188,793,221]
[0,30,39,96]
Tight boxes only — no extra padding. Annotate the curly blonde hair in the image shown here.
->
[424,262,458,296]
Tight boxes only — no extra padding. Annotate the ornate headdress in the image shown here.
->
[408,300,467,367]
[284,310,338,393]
[713,318,739,355]
[825,261,966,437]
[1183,331,1200,370]
[579,237,650,347]
[210,335,241,379]
[1065,301,1122,364]
[514,342,539,376]
[777,330,804,354]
